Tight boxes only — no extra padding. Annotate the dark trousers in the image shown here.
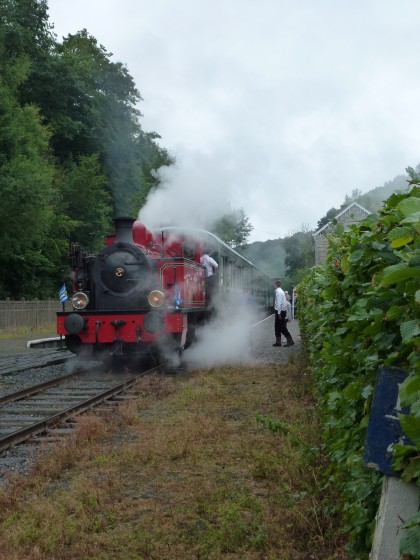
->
[275,310,292,339]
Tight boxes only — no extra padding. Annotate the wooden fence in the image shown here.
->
[0,300,71,330]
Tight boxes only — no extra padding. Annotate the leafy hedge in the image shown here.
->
[297,171,420,559]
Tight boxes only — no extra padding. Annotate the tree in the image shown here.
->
[343,188,363,206]
[130,131,174,216]
[283,229,314,274]
[210,208,253,248]
[45,30,171,217]
[0,1,173,297]
[316,207,340,230]
[0,85,59,298]
[282,229,315,291]
[59,154,113,252]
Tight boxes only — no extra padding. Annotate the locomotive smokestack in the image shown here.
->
[113,217,135,244]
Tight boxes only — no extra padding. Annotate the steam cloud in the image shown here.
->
[138,152,238,230]
[139,153,262,368]
[185,292,259,367]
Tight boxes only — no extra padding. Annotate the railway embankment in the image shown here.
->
[0,318,347,559]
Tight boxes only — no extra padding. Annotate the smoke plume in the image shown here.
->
[138,152,236,230]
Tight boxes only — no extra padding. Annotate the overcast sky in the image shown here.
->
[47,0,420,242]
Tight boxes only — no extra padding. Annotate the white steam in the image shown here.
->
[138,152,237,230]
[139,154,262,367]
[185,291,259,367]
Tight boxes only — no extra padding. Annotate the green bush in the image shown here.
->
[298,172,420,559]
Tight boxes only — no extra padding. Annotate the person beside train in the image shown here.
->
[273,280,294,347]
[201,248,218,309]
[200,250,218,277]
[282,293,293,344]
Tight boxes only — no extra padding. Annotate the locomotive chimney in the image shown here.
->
[113,217,135,244]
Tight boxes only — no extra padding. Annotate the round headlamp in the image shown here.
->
[71,291,89,310]
[148,290,165,308]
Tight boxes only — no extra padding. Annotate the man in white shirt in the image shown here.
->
[201,249,219,310]
[201,251,218,277]
[273,280,294,347]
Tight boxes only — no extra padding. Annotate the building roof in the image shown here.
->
[313,202,371,237]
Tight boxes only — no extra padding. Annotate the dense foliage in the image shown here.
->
[297,173,420,558]
[0,0,171,298]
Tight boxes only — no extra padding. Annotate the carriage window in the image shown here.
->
[222,256,232,288]
[182,241,196,259]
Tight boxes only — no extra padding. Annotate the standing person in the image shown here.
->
[201,248,218,310]
[201,249,218,277]
[273,280,294,347]
[283,295,292,345]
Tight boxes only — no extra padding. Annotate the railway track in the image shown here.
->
[0,365,162,455]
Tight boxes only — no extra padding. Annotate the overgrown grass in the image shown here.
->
[0,357,348,559]
[0,323,56,339]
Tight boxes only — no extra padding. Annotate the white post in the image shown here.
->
[370,476,419,560]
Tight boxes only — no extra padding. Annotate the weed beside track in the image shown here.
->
[0,357,347,559]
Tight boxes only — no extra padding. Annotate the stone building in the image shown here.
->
[313,202,371,264]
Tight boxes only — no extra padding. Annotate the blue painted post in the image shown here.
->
[363,366,411,475]
[363,366,419,560]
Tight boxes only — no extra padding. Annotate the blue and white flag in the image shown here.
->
[174,284,183,307]
[59,283,68,303]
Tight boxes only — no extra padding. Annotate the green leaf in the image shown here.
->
[395,197,420,217]
[399,375,420,406]
[401,210,420,225]
[401,456,420,482]
[409,254,420,267]
[385,305,405,320]
[401,524,420,557]
[393,443,419,471]
[400,320,420,344]
[406,166,420,182]
[341,254,350,275]
[361,385,373,399]
[399,415,420,447]
[378,263,420,286]
[371,241,386,250]
[349,249,364,262]
[388,226,415,248]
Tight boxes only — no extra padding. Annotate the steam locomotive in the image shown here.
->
[57,217,271,365]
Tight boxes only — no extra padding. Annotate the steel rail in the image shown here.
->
[0,371,82,406]
[0,363,164,453]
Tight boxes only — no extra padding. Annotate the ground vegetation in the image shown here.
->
[0,359,348,559]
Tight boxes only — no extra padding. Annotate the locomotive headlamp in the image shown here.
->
[71,291,89,310]
[148,290,165,308]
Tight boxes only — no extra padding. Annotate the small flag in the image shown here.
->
[59,283,68,303]
[174,284,183,307]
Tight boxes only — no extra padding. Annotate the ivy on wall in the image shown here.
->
[298,171,420,559]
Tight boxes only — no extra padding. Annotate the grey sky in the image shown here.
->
[47,0,420,242]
